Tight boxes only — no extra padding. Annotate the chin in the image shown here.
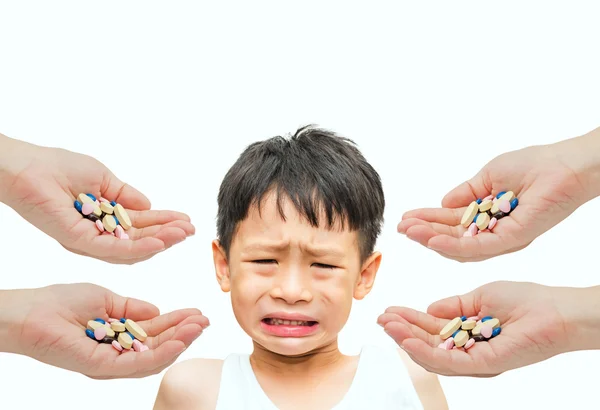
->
[261,337,320,357]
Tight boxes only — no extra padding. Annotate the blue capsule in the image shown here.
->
[126,331,135,340]
[85,329,95,339]
[114,215,120,226]
[460,316,467,321]
[110,201,117,206]
[476,198,482,204]
[86,193,97,201]
[510,197,518,210]
[496,191,506,199]
[492,327,501,337]
[481,316,493,322]
[120,318,126,323]
[74,200,83,213]
[451,329,461,338]
[474,213,479,223]
[94,318,106,324]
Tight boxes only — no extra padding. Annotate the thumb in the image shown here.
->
[441,172,490,209]
[108,293,161,321]
[102,171,151,211]
[426,290,480,319]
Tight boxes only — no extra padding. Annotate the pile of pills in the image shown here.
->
[438,315,501,350]
[74,193,132,239]
[85,318,149,353]
[461,190,518,236]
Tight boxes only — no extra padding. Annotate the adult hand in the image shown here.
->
[377,281,600,377]
[397,128,600,262]
[0,283,209,379]
[0,134,194,264]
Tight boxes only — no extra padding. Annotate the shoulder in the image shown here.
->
[396,348,449,410]
[153,358,224,410]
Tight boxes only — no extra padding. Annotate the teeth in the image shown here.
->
[267,318,310,326]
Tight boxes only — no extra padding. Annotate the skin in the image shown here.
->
[397,126,600,262]
[153,193,448,410]
[0,133,194,264]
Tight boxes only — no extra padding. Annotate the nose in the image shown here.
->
[269,267,313,304]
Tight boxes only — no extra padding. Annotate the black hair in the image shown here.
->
[216,125,385,262]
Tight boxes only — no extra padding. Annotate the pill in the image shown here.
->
[453,330,469,347]
[132,339,143,352]
[107,318,119,323]
[103,325,116,338]
[443,337,455,350]
[510,197,518,210]
[113,204,132,230]
[451,329,461,338]
[460,316,467,321]
[472,324,483,335]
[74,200,83,213]
[82,203,94,216]
[118,332,134,349]
[95,199,100,206]
[120,318,126,323]
[499,200,511,213]
[87,214,100,223]
[94,318,106,324]
[140,345,149,352]
[85,329,95,340]
[78,193,94,205]
[114,225,125,239]
[110,201,117,206]
[468,222,478,236]
[86,193,97,202]
[498,191,514,202]
[472,334,487,342]
[483,194,494,201]
[480,325,493,338]
[475,212,490,230]
[467,316,479,321]
[461,202,479,228]
[438,343,446,349]
[492,327,502,337]
[481,316,493,322]
[476,198,482,204]
[492,211,507,219]
[103,214,117,233]
[94,327,107,340]
[125,319,147,341]
[482,318,500,329]
[461,319,476,330]
[112,340,123,352]
[111,321,126,332]
[464,338,475,350]
[87,320,105,331]
[95,220,104,233]
[440,317,463,339]
[100,202,114,214]
[101,336,116,344]
[488,217,498,230]
[495,191,506,199]
[92,204,102,217]
[478,199,493,212]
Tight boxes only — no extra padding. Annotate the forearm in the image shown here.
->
[0,133,37,205]
[551,126,600,203]
[559,285,600,352]
[0,289,30,355]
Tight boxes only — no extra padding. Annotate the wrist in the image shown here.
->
[557,286,600,352]
[0,134,36,205]
[0,289,32,355]
[551,127,600,204]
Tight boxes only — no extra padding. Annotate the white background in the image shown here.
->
[1,1,599,409]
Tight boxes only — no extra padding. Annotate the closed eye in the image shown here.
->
[252,259,277,264]
[313,263,337,269]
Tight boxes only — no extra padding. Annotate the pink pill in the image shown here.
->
[476,320,482,325]
[140,345,149,352]
[444,337,455,350]
[499,199,511,213]
[114,225,124,238]
[99,197,110,203]
[488,217,497,230]
[81,203,94,216]
[464,338,475,350]
[468,222,478,236]
[132,339,143,352]
[492,196,498,203]
[120,233,129,240]
[483,195,494,201]
[112,340,123,352]
[95,200,100,206]
[94,327,107,340]
[438,343,446,349]
[107,318,119,323]
[467,316,479,321]
[95,220,104,233]
[481,325,493,338]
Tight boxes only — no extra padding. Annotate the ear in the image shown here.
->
[353,251,382,300]
[212,240,231,292]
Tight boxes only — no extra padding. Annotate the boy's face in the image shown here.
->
[212,193,381,357]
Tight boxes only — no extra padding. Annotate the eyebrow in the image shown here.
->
[241,242,347,258]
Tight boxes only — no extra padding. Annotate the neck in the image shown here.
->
[250,339,345,377]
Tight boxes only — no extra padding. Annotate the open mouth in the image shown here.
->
[261,318,318,326]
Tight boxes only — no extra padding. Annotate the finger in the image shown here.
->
[378,313,438,346]
[86,234,166,260]
[129,220,196,239]
[398,218,460,237]
[138,309,207,336]
[426,231,507,259]
[441,175,490,209]
[384,306,447,334]
[108,294,161,321]
[427,291,479,319]
[400,337,473,376]
[114,339,187,378]
[128,209,192,228]
[102,172,152,211]
[147,316,208,349]
[400,208,463,227]
[405,224,451,248]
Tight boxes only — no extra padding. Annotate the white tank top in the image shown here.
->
[214,345,424,410]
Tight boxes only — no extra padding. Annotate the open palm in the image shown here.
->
[15,283,209,379]
[4,144,194,264]
[397,144,588,262]
[377,281,570,377]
